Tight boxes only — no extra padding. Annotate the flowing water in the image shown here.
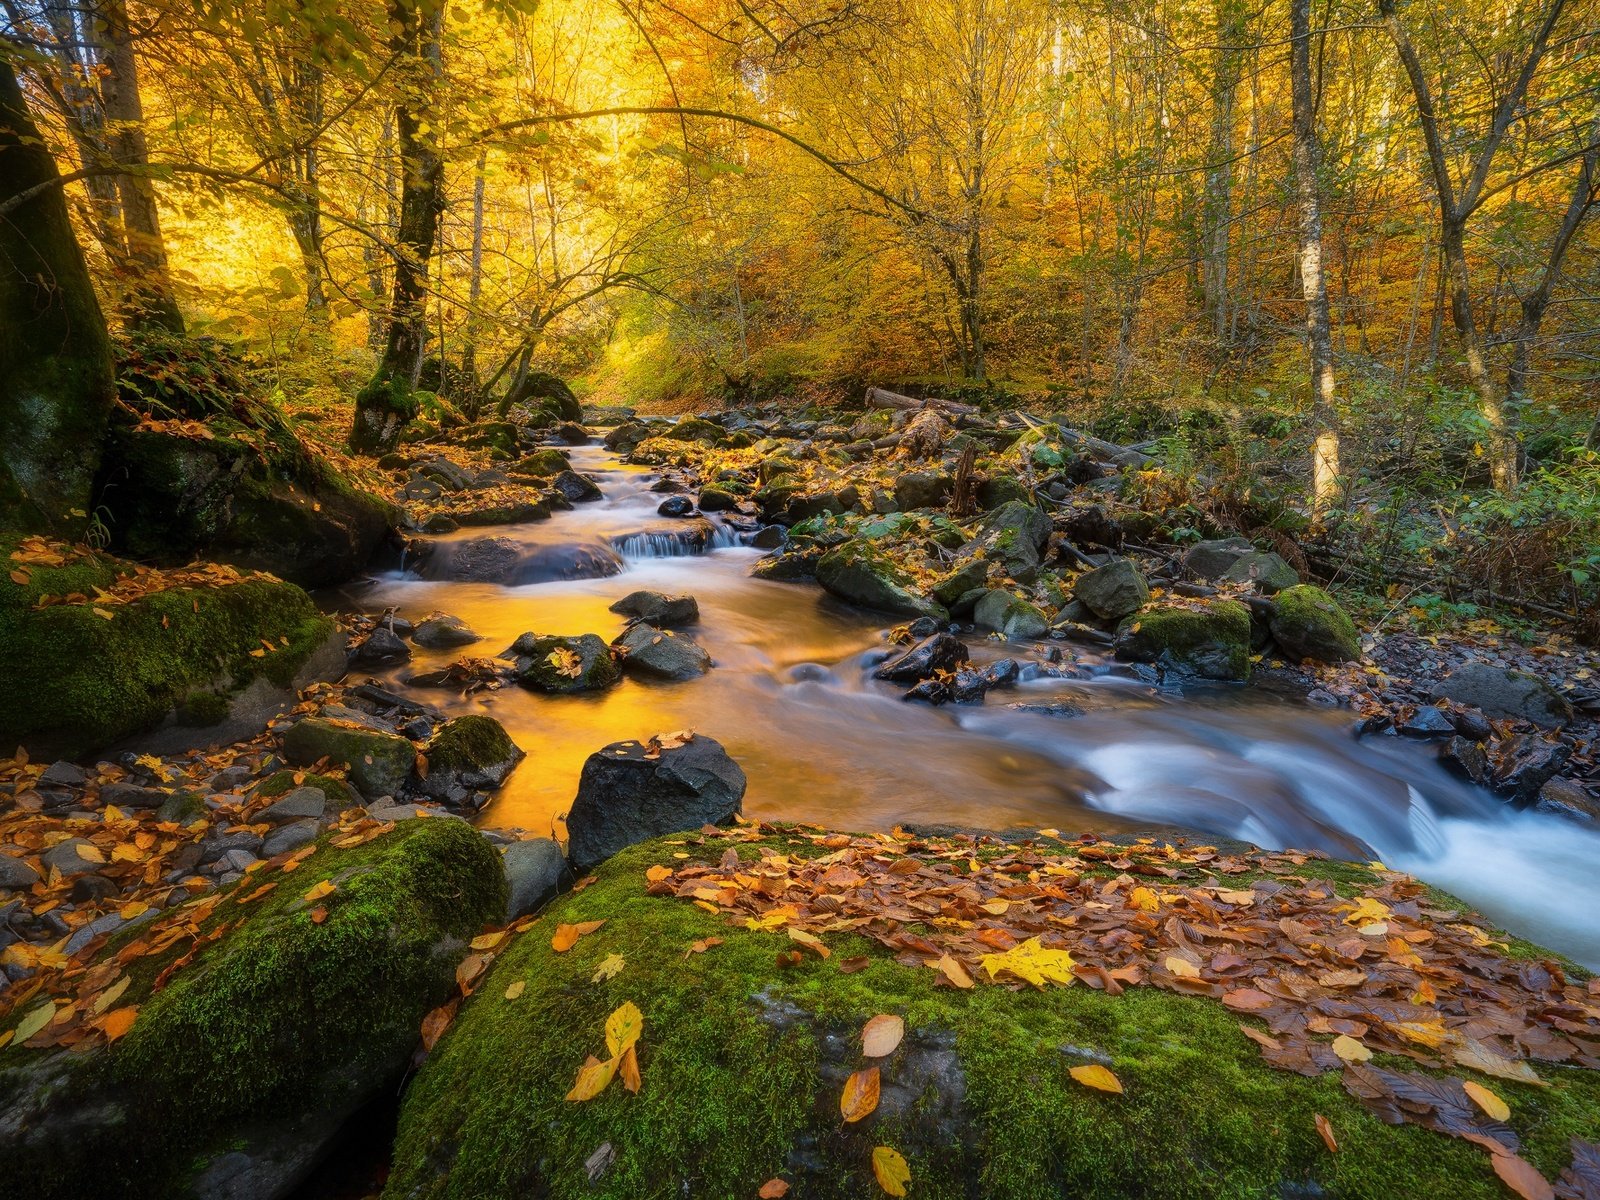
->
[335,443,1600,968]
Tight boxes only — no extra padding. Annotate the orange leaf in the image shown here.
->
[456,954,490,995]
[1314,1114,1338,1154]
[840,1066,881,1122]
[1463,1081,1510,1122]
[758,1179,791,1198]
[936,955,974,989]
[787,927,830,959]
[645,865,674,882]
[619,1043,642,1093]
[421,999,458,1051]
[552,919,606,952]
[1491,1151,1554,1200]
[99,1006,138,1042]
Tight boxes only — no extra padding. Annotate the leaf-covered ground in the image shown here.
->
[388,824,1600,1200]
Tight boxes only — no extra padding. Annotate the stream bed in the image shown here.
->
[333,443,1600,969]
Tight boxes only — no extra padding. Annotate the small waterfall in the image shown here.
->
[614,522,746,559]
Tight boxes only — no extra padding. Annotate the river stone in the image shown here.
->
[977,476,1030,510]
[98,780,168,809]
[508,633,620,694]
[608,590,699,627]
[974,591,1051,640]
[894,470,951,511]
[1220,551,1300,593]
[411,614,481,649]
[262,819,320,859]
[352,626,412,666]
[657,495,696,518]
[0,854,40,890]
[1268,585,1361,663]
[752,548,822,582]
[1182,537,1254,580]
[566,736,747,871]
[816,542,946,621]
[1434,663,1573,728]
[932,558,990,607]
[416,716,524,806]
[613,624,713,680]
[697,487,738,512]
[959,501,1052,581]
[1114,601,1252,682]
[280,718,418,799]
[40,839,102,878]
[876,633,969,683]
[435,537,521,583]
[551,470,602,504]
[258,787,327,825]
[502,838,568,921]
[1073,558,1149,620]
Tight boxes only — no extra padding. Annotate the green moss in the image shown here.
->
[388,834,1600,1200]
[1271,584,1362,663]
[0,818,506,1199]
[255,768,360,808]
[0,540,333,757]
[1116,600,1252,681]
[428,715,518,774]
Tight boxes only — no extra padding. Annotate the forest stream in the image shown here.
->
[336,441,1600,970]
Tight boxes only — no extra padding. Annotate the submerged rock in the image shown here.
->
[411,612,481,649]
[565,736,746,870]
[612,624,713,680]
[508,633,621,694]
[0,819,504,1200]
[875,633,969,683]
[608,590,700,627]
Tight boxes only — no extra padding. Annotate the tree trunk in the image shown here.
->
[98,0,184,335]
[462,149,487,397]
[0,60,116,534]
[351,0,446,454]
[1290,0,1341,518]
[1202,0,1245,350]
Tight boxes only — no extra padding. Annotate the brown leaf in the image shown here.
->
[841,1067,881,1122]
[421,999,459,1051]
[862,1014,905,1058]
[552,919,606,952]
[1315,1114,1338,1154]
[1493,1151,1555,1200]
[758,1179,791,1199]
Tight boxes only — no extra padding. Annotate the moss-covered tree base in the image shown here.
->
[388,834,1600,1200]
[0,538,336,757]
[0,818,505,1200]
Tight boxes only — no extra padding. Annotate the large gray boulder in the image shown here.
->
[1181,537,1254,580]
[566,735,747,871]
[959,501,1052,581]
[973,590,1051,640]
[1220,551,1300,593]
[612,624,713,680]
[501,838,568,920]
[1073,558,1149,620]
[1435,663,1573,728]
[608,590,699,627]
[815,542,946,621]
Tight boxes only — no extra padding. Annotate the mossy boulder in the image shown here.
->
[1221,550,1301,594]
[0,818,505,1200]
[664,416,726,445]
[893,470,951,511]
[976,474,1030,509]
[1114,600,1252,681]
[509,633,621,694]
[959,500,1052,582]
[816,542,946,621]
[497,371,581,423]
[973,589,1051,640]
[0,543,336,758]
[280,716,418,799]
[416,715,524,807]
[384,832,1600,1200]
[1269,585,1362,664]
[751,547,824,582]
[510,448,572,478]
[1073,557,1149,621]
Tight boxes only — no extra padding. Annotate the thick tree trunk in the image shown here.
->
[1202,0,1245,349]
[99,0,184,335]
[0,60,116,534]
[1290,0,1341,518]
[351,0,446,454]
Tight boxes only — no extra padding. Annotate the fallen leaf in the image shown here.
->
[1069,1064,1123,1093]
[862,1014,905,1058]
[1315,1114,1338,1153]
[470,931,507,951]
[619,1043,642,1093]
[552,919,606,952]
[605,1001,644,1057]
[841,1066,881,1122]
[1492,1151,1554,1200]
[99,1006,138,1042]
[936,955,974,989]
[788,927,831,959]
[303,879,336,903]
[504,980,527,1000]
[421,1000,458,1051]
[871,1146,911,1197]
[592,953,625,982]
[566,1054,618,1102]
[645,865,674,882]
[13,1002,55,1044]
[758,1179,790,1198]
[1464,1081,1510,1123]
[1332,1035,1372,1063]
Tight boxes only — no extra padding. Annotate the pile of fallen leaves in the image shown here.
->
[652,825,1600,1198]
[8,537,287,616]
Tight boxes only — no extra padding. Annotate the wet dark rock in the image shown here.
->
[411,612,481,649]
[1073,558,1149,621]
[697,487,738,512]
[608,591,699,627]
[1434,663,1573,728]
[905,658,1019,705]
[894,470,951,511]
[352,626,413,666]
[551,470,602,504]
[566,735,747,871]
[420,514,459,534]
[875,633,969,683]
[1535,777,1600,823]
[1181,537,1255,580]
[784,492,848,523]
[749,526,785,550]
[751,547,823,582]
[1114,601,1252,682]
[1493,735,1572,803]
[259,787,326,825]
[553,422,590,445]
[416,716,524,807]
[508,633,620,694]
[98,780,168,809]
[612,624,713,680]
[1395,706,1456,738]
[1010,700,1086,719]
[501,837,569,920]
[657,495,696,518]
[428,537,519,583]
[0,854,41,891]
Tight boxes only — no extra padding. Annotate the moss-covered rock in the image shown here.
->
[384,833,1600,1200]
[816,541,946,621]
[509,633,621,694]
[959,500,1053,582]
[973,589,1051,639]
[280,716,418,799]
[1270,585,1361,663]
[417,715,524,806]
[664,416,726,445]
[1114,600,1252,681]
[0,543,336,758]
[0,818,506,1200]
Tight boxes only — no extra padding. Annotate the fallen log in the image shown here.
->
[864,386,979,418]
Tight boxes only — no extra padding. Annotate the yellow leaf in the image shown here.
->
[93,607,115,620]
[980,937,1076,988]
[92,975,131,1015]
[936,955,974,989]
[470,931,507,951]
[591,953,625,983]
[619,1043,642,1093]
[1162,955,1199,978]
[981,898,1010,915]
[871,1146,911,1197]
[565,1054,618,1102]
[455,954,489,995]
[1463,1081,1510,1122]
[861,1014,905,1058]
[1129,886,1160,912]
[303,879,336,903]
[504,980,526,1000]
[552,919,606,952]
[787,927,831,959]
[841,1067,881,1122]
[13,1001,56,1044]
[605,1001,643,1057]
[1069,1064,1123,1094]
[74,843,107,864]
[1332,1035,1371,1063]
